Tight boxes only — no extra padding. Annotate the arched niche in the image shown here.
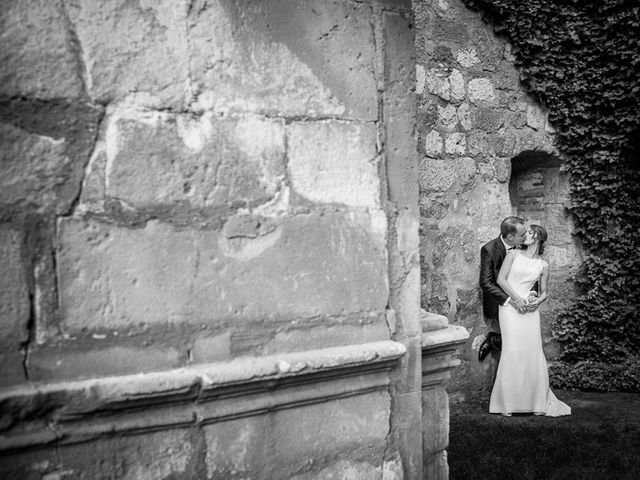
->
[509,150,579,359]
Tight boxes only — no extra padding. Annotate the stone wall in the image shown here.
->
[414,0,578,396]
[0,1,426,478]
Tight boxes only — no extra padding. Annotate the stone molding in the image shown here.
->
[421,315,469,388]
[0,341,406,452]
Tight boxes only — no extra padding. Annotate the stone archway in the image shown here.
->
[509,150,579,359]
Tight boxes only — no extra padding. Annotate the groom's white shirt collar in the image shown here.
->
[500,236,513,252]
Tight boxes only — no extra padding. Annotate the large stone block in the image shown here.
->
[99,108,286,213]
[28,344,184,382]
[58,429,196,480]
[56,212,388,333]
[422,385,449,454]
[0,124,70,216]
[419,158,455,193]
[288,121,379,208]
[65,0,189,108]
[203,415,268,479]
[383,9,419,214]
[289,460,384,480]
[0,99,103,218]
[0,0,85,99]
[0,226,30,352]
[188,0,377,119]
[271,392,389,474]
[0,351,26,387]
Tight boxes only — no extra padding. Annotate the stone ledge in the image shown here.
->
[422,324,469,388]
[0,341,405,451]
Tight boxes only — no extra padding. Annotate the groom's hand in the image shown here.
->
[510,297,527,313]
[526,300,540,312]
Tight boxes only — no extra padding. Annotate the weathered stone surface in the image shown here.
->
[271,393,389,473]
[188,0,377,119]
[455,157,477,190]
[444,132,466,155]
[526,105,546,130]
[437,104,458,131]
[419,158,455,192]
[288,121,379,208]
[0,99,103,218]
[475,108,504,132]
[28,344,184,382]
[425,130,444,157]
[457,103,473,130]
[290,460,383,480]
[416,64,426,95]
[100,108,286,213]
[422,386,449,454]
[466,130,489,158]
[204,415,267,479]
[467,78,496,105]
[59,429,195,480]
[0,0,85,99]
[383,9,419,216]
[66,0,189,108]
[265,321,390,355]
[0,445,59,479]
[0,124,71,216]
[456,47,480,68]
[0,351,26,387]
[449,69,465,101]
[191,333,232,364]
[0,226,29,352]
[57,212,388,332]
[425,68,451,100]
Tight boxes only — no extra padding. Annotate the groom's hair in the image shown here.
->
[500,216,525,238]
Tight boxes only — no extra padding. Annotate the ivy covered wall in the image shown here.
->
[462,0,640,391]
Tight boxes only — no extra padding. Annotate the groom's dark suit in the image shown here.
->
[480,236,510,325]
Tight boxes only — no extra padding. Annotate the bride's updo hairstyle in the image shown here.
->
[530,224,548,255]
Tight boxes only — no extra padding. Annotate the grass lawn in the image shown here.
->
[448,391,640,480]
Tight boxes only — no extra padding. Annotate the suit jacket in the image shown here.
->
[479,236,509,322]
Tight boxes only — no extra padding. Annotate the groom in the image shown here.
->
[480,216,529,333]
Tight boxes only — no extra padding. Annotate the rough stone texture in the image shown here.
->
[57,212,387,333]
[203,415,267,479]
[188,0,377,119]
[58,429,196,480]
[28,344,184,382]
[0,0,423,477]
[270,393,389,475]
[383,8,422,480]
[288,121,380,208]
[0,226,29,386]
[97,107,286,213]
[0,99,103,218]
[416,0,563,398]
[0,0,85,99]
[422,385,449,455]
[65,0,189,109]
[0,226,30,351]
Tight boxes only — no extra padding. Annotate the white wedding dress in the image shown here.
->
[489,251,571,417]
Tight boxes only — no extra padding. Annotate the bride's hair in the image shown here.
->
[530,224,548,255]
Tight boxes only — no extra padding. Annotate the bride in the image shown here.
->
[489,224,571,417]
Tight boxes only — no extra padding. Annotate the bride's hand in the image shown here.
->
[526,299,540,311]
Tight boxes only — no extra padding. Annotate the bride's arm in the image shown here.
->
[528,266,549,310]
[497,253,527,310]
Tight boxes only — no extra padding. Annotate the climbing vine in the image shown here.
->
[462,0,640,391]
